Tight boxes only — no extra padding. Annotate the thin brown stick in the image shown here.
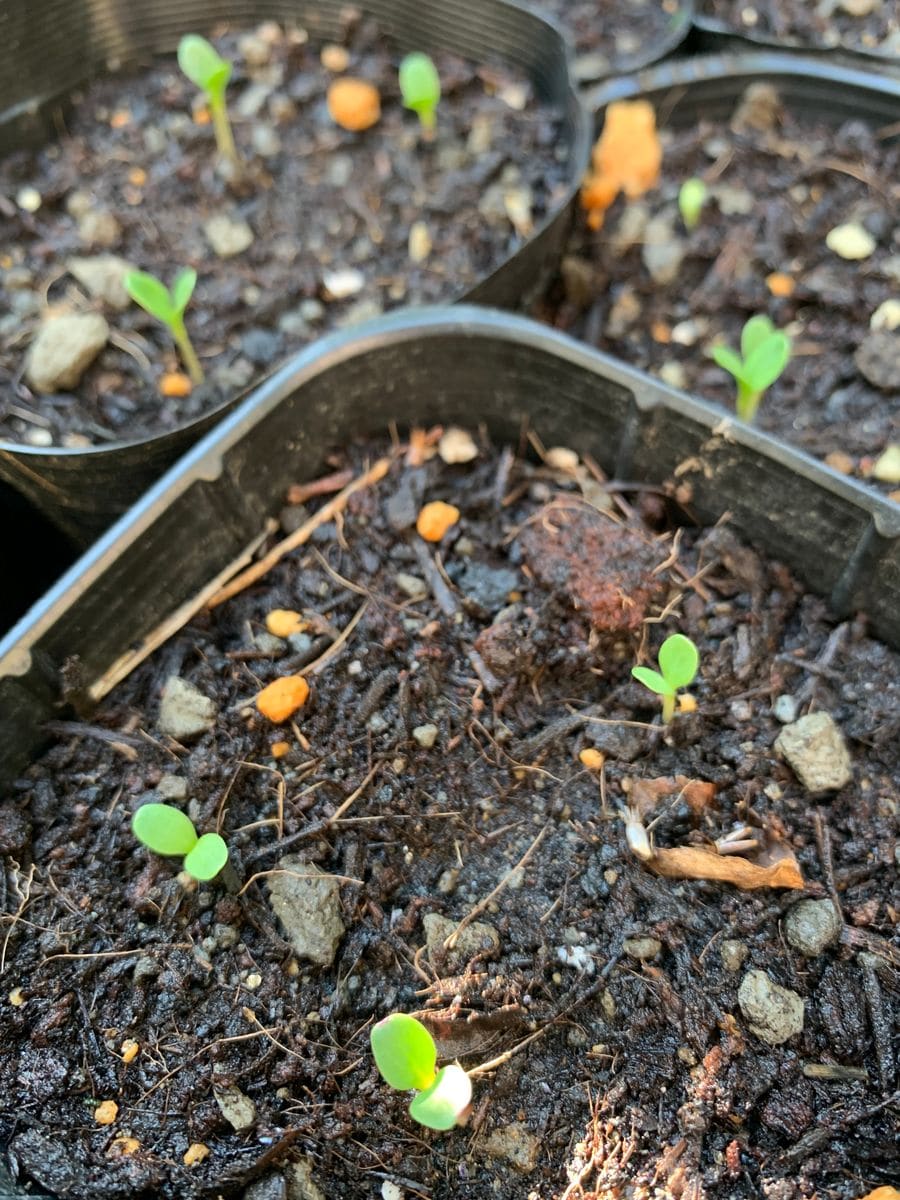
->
[326,763,381,826]
[236,869,362,897]
[208,457,391,608]
[443,824,549,951]
[88,521,276,701]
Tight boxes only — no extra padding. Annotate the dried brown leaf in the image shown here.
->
[628,774,717,819]
[649,844,804,890]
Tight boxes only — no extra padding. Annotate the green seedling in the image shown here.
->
[371,1013,472,1131]
[711,315,791,423]
[132,803,228,882]
[125,267,204,385]
[398,53,441,136]
[631,633,699,724]
[678,178,707,231]
[178,34,241,167]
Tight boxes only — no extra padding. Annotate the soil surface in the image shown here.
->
[698,0,900,58]
[531,0,689,82]
[2,432,898,1200]
[536,83,900,497]
[0,17,569,448]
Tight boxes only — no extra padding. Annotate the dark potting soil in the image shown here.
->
[698,0,900,58]
[536,83,900,496]
[0,18,569,448]
[529,0,689,82]
[2,432,898,1200]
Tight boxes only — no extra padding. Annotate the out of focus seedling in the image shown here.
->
[371,1013,472,1130]
[125,268,204,385]
[678,178,707,231]
[132,803,228,882]
[399,53,441,136]
[178,34,241,168]
[712,314,791,423]
[632,633,699,724]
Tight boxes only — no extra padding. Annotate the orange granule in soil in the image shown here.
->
[327,78,381,132]
[256,676,310,723]
[416,500,460,542]
[580,99,662,231]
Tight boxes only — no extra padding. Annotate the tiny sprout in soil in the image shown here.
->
[132,803,228,882]
[632,632,699,723]
[712,314,791,424]
[177,34,241,168]
[124,267,204,385]
[678,177,707,231]
[371,1013,472,1131]
[398,53,441,136]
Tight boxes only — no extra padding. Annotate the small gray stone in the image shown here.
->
[241,328,281,366]
[285,1160,326,1200]
[158,676,217,740]
[623,936,662,961]
[855,331,900,391]
[412,723,439,749]
[720,939,748,972]
[423,912,499,966]
[213,923,240,949]
[253,631,286,655]
[237,83,275,119]
[738,970,804,1044]
[335,298,382,329]
[243,1174,287,1200]
[215,1083,257,1131]
[251,123,281,157]
[774,712,852,793]
[26,314,110,393]
[267,857,344,966]
[156,776,188,801]
[480,1122,541,1172]
[205,213,255,258]
[77,210,121,248]
[784,899,841,957]
[772,694,799,724]
[300,299,324,323]
[66,255,134,310]
[395,572,427,599]
[642,214,685,285]
[239,33,271,65]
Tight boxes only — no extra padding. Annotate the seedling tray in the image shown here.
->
[2,304,898,798]
[0,0,590,545]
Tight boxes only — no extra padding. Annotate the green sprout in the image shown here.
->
[398,53,441,136]
[678,178,707,231]
[124,268,204,385]
[132,803,228,882]
[711,315,791,424]
[631,633,699,724]
[371,1013,472,1131]
[178,34,241,168]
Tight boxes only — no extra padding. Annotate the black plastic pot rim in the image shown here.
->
[581,46,900,111]
[506,0,695,84]
[3,301,899,675]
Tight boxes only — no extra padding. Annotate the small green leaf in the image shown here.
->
[677,178,707,231]
[740,314,775,361]
[171,268,197,316]
[408,1064,472,1131]
[133,803,198,857]
[658,633,699,690]
[183,832,229,881]
[399,53,441,121]
[743,330,790,393]
[631,666,672,697]
[125,271,176,326]
[711,344,746,384]
[178,35,231,100]
[371,1014,437,1092]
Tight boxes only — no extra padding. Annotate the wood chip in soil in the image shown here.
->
[537,80,900,497]
[0,18,569,447]
[2,431,898,1199]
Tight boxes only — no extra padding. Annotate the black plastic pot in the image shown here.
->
[506,0,695,85]
[2,304,899,807]
[0,0,590,547]
[0,482,76,637]
[690,9,900,75]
